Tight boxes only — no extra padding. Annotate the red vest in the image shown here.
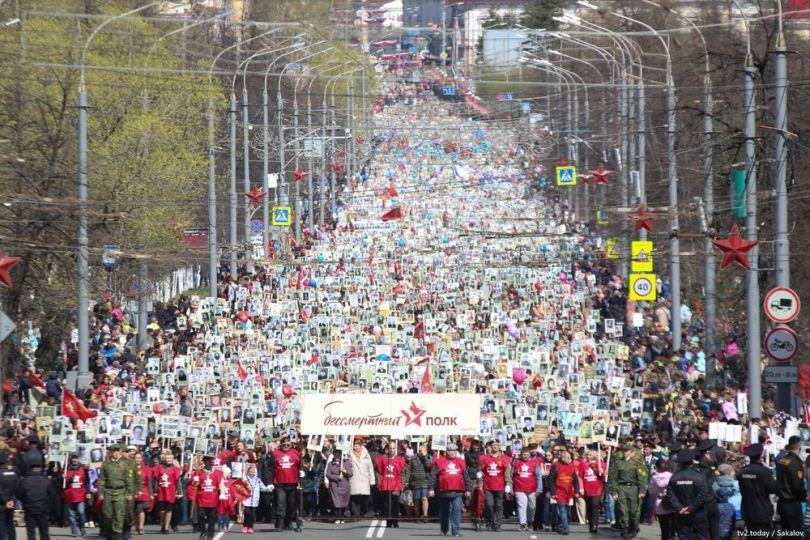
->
[63,466,87,503]
[436,456,467,492]
[272,449,301,485]
[578,460,604,497]
[156,464,182,502]
[512,458,539,493]
[552,462,577,504]
[194,468,223,508]
[479,453,511,491]
[375,455,405,492]
[135,465,153,502]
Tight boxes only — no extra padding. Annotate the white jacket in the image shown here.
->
[349,448,376,495]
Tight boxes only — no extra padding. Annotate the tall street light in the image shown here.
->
[578,1,681,351]
[77,1,184,386]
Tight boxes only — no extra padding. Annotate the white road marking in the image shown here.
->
[365,519,379,538]
[213,522,231,540]
[376,521,386,538]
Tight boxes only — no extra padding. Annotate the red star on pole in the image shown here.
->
[589,163,613,185]
[0,253,20,288]
[245,185,267,205]
[332,163,345,173]
[628,205,654,233]
[712,224,758,270]
[293,168,308,182]
[556,159,568,167]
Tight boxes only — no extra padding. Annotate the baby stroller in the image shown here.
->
[469,486,485,532]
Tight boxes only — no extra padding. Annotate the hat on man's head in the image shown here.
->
[108,444,122,452]
[696,439,716,453]
[676,449,698,464]
[744,443,764,459]
[446,443,458,451]
[26,433,39,444]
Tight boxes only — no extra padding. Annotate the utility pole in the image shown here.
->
[242,87,251,259]
[773,22,791,412]
[330,95,337,213]
[293,93,302,243]
[307,89,314,230]
[77,85,90,383]
[229,93,238,277]
[667,78,681,352]
[703,70,717,382]
[320,95,327,226]
[208,98,218,300]
[262,88,271,250]
[744,54,761,419]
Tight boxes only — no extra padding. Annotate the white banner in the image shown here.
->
[301,394,481,436]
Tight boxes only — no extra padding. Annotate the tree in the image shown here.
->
[521,0,565,29]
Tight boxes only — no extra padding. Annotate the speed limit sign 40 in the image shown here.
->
[629,273,657,301]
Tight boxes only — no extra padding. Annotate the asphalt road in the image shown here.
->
[27,520,659,540]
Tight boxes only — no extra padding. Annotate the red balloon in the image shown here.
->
[237,311,249,324]
[282,384,294,398]
[152,403,164,414]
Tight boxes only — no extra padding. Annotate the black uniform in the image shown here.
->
[17,472,55,540]
[0,459,19,540]
[737,461,778,534]
[697,459,720,540]
[776,452,806,534]
[666,464,711,540]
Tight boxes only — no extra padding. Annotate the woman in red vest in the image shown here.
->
[375,442,408,528]
[133,452,155,535]
[577,449,606,534]
[155,451,182,534]
[548,450,580,535]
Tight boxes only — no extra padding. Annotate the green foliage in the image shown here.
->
[521,0,565,29]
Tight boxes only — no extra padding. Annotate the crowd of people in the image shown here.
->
[1,75,805,540]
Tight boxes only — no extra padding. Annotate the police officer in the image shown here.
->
[0,452,19,540]
[737,443,778,535]
[776,435,806,535]
[695,439,720,540]
[98,445,134,540]
[607,443,647,540]
[666,449,711,540]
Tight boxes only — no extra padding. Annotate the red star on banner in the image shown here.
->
[712,224,758,270]
[293,169,308,182]
[0,253,20,288]
[590,163,613,185]
[628,206,654,233]
[245,185,266,205]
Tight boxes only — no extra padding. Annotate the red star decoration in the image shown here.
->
[628,205,654,233]
[332,163,345,173]
[0,253,20,288]
[556,159,568,167]
[712,224,758,270]
[355,136,365,144]
[590,163,613,185]
[293,169,308,182]
[245,185,266,205]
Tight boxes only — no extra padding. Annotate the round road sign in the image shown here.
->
[632,276,653,298]
[764,287,801,324]
[764,326,799,363]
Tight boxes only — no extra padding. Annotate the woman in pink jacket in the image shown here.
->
[647,460,674,540]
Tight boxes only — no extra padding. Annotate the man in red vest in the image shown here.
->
[549,450,580,535]
[63,452,89,537]
[192,456,223,540]
[512,446,543,532]
[271,438,302,531]
[478,441,512,532]
[429,443,471,537]
[375,441,408,528]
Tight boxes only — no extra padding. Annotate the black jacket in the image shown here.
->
[666,465,711,514]
[17,474,55,514]
[738,462,778,524]
[0,465,19,505]
[776,452,806,502]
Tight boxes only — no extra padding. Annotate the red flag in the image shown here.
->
[236,360,248,381]
[381,207,403,221]
[28,371,46,390]
[307,353,319,367]
[385,185,399,197]
[62,389,97,421]
[421,365,432,392]
[414,319,425,341]
[231,478,252,502]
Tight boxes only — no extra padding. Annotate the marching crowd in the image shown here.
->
[0,76,805,540]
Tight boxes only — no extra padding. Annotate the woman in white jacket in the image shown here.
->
[349,441,376,517]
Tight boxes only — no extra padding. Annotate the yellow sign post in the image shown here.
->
[631,241,653,273]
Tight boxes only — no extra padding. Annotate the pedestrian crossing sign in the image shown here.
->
[272,206,292,227]
[631,241,653,273]
[556,165,577,186]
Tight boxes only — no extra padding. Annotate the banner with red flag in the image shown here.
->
[62,389,97,421]
[29,371,46,390]
[381,207,403,221]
